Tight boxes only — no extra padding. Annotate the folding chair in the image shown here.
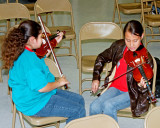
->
[113,0,141,29]
[12,58,67,128]
[144,106,160,128]
[112,0,151,29]
[6,0,35,16]
[103,56,157,118]
[79,22,123,95]
[141,0,160,47]
[0,3,30,82]
[34,0,79,67]
[64,114,120,128]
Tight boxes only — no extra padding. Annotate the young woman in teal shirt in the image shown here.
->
[2,20,86,123]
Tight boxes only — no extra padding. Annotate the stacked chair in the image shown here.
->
[113,0,142,29]
[112,0,151,29]
[141,0,160,47]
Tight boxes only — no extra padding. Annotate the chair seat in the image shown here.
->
[119,3,151,14]
[81,55,97,73]
[117,106,155,119]
[48,26,76,39]
[82,55,106,73]
[119,107,131,112]
[117,108,133,118]
[118,107,137,118]
[24,3,34,10]
[145,15,160,27]
[23,115,67,126]
[119,3,141,14]
[118,107,147,118]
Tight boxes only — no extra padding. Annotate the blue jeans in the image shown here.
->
[34,89,86,123]
[90,87,130,122]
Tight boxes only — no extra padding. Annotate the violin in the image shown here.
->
[124,46,157,103]
[38,15,68,89]
[97,46,157,103]
[35,31,66,58]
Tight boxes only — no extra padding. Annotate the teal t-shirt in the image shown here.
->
[8,49,57,116]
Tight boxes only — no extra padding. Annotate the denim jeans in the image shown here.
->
[90,87,130,122]
[34,89,86,123]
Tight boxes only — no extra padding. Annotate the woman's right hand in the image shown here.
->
[57,75,70,87]
[39,75,70,92]
[91,80,100,94]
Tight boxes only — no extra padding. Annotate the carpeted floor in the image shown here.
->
[0,0,160,128]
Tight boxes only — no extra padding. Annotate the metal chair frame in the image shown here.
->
[34,0,79,67]
[79,22,123,95]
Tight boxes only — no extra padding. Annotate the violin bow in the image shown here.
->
[99,62,145,90]
[92,63,143,96]
[97,62,157,103]
[38,14,68,89]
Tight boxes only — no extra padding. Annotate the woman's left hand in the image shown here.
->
[55,32,63,44]
[138,77,150,88]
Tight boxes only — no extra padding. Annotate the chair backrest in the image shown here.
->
[44,58,61,78]
[45,57,66,90]
[0,3,30,34]
[0,3,30,20]
[6,0,35,15]
[64,114,120,128]
[144,106,160,128]
[151,56,157,98]
[34,0,74,28]
[79,22,123,59]
[35,0,71,13]
[79,22,123,41]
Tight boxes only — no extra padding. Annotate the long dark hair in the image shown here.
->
[123,20,144,37]
[1,20,41,69]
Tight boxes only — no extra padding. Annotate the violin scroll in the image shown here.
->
[49,30,66,40]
